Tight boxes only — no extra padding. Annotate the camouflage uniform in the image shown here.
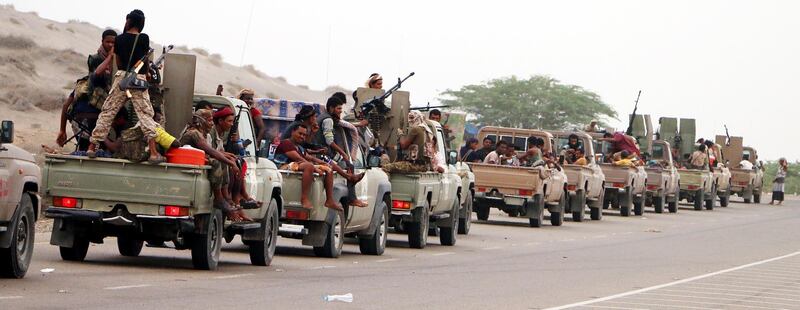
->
[90,71,159,144]
[381,160,429,174]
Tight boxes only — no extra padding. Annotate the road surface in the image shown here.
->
[1,200,798,309]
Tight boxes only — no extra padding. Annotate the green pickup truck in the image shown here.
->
[42,95,281,270]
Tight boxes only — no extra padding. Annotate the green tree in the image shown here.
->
[439,75,617,130]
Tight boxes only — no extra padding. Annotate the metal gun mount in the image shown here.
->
[360,72,415,115]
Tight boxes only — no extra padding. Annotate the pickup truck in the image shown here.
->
[643,140,680,213]
[43,95,281,270]
[588,133,648,216]
[470,127,568,227]
[549,131,606,221]
[388,121,463,248]
[729,147,765,204]
[0,120,40,278]
[256,98,392,257]
[677,168,715,211]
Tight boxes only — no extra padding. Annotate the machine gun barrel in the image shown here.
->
[625,90,641,136]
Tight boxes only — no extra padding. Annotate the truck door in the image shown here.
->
[235,108,263,209]
[347,145,373,230]
[435,129,456,211]
[0,159,10,210]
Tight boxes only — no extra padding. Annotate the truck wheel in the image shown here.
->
[653,194,665,214]
[59,232,90,262]
[250,198,279,265]
[0,194,35,278]
[720,187,730,207]
[705,185,716,210]
[117,234,144,257]
[528,195,544,228]
[314,210,344,257]
[754,192,761,204]
[359,201,388,255]
[590,206,603,221]
[571,191,586,222]
[507,210,519,217]
[475,201,490,221]
[458,191,472,235]
[191,209,223,270]
[633,197,644,216]
[619,189,632,217]
[744,197,751,203]
[668,199,678,213]
[439,200,459,246]
[550,194,565,226]
[693,189,704,211]
[408,206,429,249]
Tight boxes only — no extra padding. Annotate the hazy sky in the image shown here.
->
[5,0,798,161]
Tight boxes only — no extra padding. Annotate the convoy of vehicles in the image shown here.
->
[4,53,772,278]
[470,127,568,227]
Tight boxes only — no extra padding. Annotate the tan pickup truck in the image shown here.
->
[549,131,606,221]
[589,133,648,216]
[725,144,765,204]
[644,140,680,213]
[470,127,567,227]
[0,120,40,278]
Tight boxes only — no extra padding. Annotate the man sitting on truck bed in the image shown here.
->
[600,132,640,160]
[276,124,342,211]
[687,144,709,170]
[382,111,433,174]
[179,109,251,222]
[483,140,510,165]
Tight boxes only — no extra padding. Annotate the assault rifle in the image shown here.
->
[360,72,415,115]
[409,102,450,111]
[149,45,174,84]
[625,90,641,136]
[724,125,731,146]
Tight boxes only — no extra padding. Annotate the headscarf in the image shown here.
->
[407,110,432,135]
[295,105,316,122]
[237,88,255,100]
[366,73,382,88]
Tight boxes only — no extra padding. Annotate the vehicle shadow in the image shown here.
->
[68,254,250,271]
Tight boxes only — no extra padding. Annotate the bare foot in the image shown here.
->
[235,208,253,222]
[324,200,344,211]
[348,172,365,183]
[301,199,314,210]
[349,199,368,208]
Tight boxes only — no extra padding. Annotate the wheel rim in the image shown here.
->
[465,197,472,231]
[379,211,387,246]
[16,216,29,258]
[209,216,219,254]
[266,200,278,254]
[334,213,343,249]
[422,208,429,244]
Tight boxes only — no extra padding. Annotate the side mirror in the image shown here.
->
[0,120,13,144]
[448,150,458,165]
[594,153,603,163]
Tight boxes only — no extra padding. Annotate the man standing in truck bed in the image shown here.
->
[382,111,432,174]
[600,131,640,160]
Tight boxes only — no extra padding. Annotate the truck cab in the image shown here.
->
[0,120,40,278]
[548,130,606,221]
[644,140,680,213]
[470,127,568,227]
[256,98,392,257]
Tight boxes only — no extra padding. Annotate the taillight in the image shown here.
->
[392,200,412,209]
[738,181,749,186]
[477,187,487,192]
[53,196,79,208]
[646,185,658,190]
[613,183,625,188]
[160,205,189,217]
[687,185,699,190]
[286,209,309,220]
[566,185,577,191]
[518,189,533,196]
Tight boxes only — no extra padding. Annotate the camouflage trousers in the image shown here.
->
[208,158,230,190]
[90,71,159,144]
[382,161,429,174]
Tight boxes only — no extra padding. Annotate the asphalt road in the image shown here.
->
[1,199,799,310]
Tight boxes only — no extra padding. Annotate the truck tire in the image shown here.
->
[619,189,632,217]
[359,201,388,255]
[693,189,704,211]
[633,197,644,216]
[550,194,565,226]
[528,195,544,228]
[408,205,430,249]
[59,234,90,262]
[439,200,459,246]
[720,186,731,207]
[314,210,344,257]
[754,192,761,204]
[475,201,490,221]
[117,234,144,257]
[653,194,665,214]
[507,210,519,217]
[458,191,472,235]
[571,190,586,222]
[705,185,716,210]
[668,198,678,213]
[191,209,223,270]
[590,206,603,221]
[0,194,35,278]
[250,198,279,265]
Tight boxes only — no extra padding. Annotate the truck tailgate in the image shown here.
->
[599,164,635,186]
[678,170,704,186]
[44,155,206,207]
[469,163,544,195]
[562,165,591,187]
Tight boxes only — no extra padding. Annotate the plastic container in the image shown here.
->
[166,147,207,166]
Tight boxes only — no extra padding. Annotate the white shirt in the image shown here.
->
[739,160,754,170]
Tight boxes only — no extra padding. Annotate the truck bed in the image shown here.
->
[562,165,592,188]
[599,164,637,187]
[469,163,546,196]
[43,154,210,214]
[388,172,440,206]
